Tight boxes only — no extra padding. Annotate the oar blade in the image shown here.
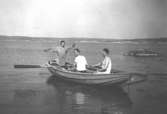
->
[14,65,42,68]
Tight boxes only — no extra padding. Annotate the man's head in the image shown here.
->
[102,48,109,57]
[74,48,80,56]
[60,40,65,47]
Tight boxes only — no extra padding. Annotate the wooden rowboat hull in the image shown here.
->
[47,66,130,85]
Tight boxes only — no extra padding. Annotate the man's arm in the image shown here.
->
[98,58,110,72]
[92,62,101,67]
[44,47,59,53]
[43,48,52,52]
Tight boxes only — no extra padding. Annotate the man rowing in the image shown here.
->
[92,48,112,74]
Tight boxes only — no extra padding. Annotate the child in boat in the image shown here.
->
[93,48,112,74]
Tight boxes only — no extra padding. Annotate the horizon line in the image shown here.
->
[0,34,166,40]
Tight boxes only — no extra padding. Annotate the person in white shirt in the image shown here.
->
[93,48,112,74]
[74,48,88,72]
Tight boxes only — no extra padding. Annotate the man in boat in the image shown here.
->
[44,40,67,66]
[73,48,88,72]
[93,48,112,74]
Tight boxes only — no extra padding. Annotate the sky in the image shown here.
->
[0,0,166,39]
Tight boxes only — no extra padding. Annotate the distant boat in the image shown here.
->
[47,65,130,85]
[125,49,159,57]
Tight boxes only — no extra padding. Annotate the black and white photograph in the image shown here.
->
[0,0,167,114]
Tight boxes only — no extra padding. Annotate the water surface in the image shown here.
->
[0,37,167,114]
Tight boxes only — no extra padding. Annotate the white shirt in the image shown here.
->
[98,56,112,74]
[75,55,88,71]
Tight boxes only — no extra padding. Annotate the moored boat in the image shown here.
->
[47,65,130,85]
[125,49,159,57]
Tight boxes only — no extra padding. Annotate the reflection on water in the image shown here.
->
[47,76,132,114]
[75,92,85,105]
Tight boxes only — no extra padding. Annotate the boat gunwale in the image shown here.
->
[48,66,130,80]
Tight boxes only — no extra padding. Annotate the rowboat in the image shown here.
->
[47,65,130,85]
[14,64,147,85]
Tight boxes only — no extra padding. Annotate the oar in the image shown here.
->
[14,62,63,68]
[14,64,43,68]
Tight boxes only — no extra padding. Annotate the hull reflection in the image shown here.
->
[47,76,132,114]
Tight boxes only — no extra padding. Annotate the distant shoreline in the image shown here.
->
[0,35,167,42]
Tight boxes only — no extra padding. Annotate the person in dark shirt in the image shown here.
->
[65,43,77,65]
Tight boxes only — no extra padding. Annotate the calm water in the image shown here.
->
[0,37,167,114]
